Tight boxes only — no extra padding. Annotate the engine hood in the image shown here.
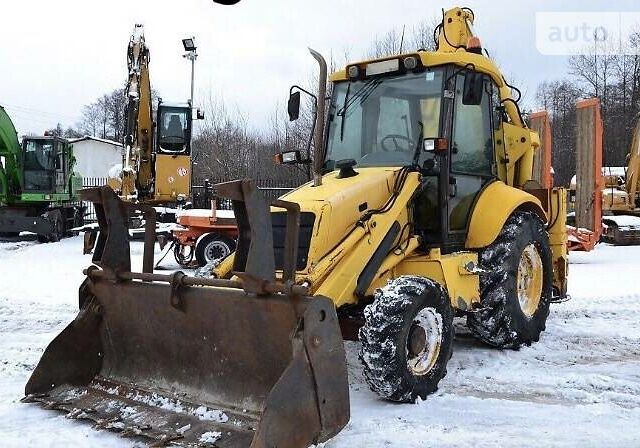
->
[279,167,401,270]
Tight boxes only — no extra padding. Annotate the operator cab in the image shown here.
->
[21,136,69,194]
[156,101,193,155]
[323,56,504,252]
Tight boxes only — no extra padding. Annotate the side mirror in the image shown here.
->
[462,72,484,106]
[274,150,303,165]
[196,108,205,120]
[423,138,449,153]
[288,91,301,121]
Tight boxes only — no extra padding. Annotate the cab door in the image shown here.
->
[446,72,496,247]
[54,140,66,194]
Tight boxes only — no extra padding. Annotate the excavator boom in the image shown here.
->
[0,106,23,203]
[120,24,154,199]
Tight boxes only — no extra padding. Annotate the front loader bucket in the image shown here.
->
[24,184,349,447]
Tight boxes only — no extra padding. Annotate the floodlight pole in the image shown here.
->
[183,49,198,107]
[182,37,198,108]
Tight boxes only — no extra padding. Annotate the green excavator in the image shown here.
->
[0,106,83,242]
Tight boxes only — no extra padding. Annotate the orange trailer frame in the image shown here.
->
[568,98,603,251]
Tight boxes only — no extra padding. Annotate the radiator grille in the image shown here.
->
[271,212,315,271]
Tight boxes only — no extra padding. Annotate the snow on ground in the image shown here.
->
[0,236,639,447]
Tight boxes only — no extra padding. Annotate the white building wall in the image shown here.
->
[72,139,122,178]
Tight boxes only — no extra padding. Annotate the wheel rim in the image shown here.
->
[517,243,543,318]
[406,307,443,376]
[205,240,230,263]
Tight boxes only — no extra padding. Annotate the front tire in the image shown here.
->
[37,210,64,243]
[467,211,552,348]
[359,276,454,402]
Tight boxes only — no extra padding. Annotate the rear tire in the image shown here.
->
[194,233,236,267]
[37,210,64,243]
[71,208,84,233]
[359,276,454,402]
[467,211,552,348]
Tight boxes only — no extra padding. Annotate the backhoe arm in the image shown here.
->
[436,7,524,130]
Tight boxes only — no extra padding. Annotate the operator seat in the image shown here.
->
[166,115,184,139]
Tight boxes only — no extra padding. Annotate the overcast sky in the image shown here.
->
[1,0,639,136]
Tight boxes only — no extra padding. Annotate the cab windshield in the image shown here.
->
[158,108,189,153]
[23,139,56,191]
[325,69,444,169]
[24,139,55,171]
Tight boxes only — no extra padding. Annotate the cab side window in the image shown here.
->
[451,73,494,177]
[55,143,64,170]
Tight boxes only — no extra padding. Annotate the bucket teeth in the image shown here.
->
[25,382,256,447]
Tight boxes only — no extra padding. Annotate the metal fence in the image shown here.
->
[78,177,107,223]
[79,178,297,223]
[192,179,297,210]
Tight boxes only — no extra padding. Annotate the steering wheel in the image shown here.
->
[381,134,413,152]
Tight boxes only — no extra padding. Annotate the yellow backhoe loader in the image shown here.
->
[599,116,640,244]
[24,7,567,447]
[567,113,640,245]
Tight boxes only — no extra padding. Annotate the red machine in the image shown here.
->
[568,98,603,251]
[531,99,603,252]
[168,203,237,267]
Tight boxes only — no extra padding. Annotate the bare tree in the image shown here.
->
[45,123,64,137]
[536,79,581,186]
[78,103,101,137]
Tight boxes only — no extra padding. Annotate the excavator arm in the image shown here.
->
[121,24,154,199]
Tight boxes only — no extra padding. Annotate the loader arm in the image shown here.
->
[310,171,421,307]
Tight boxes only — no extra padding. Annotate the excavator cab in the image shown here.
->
[21,136,71,195]
[153,100,194,202]
[156,101,192,154]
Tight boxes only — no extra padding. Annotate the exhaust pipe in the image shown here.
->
[308,48,327,187]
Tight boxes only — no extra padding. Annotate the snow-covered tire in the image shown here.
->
[194,233,236,267]
[71,207,84,234]
[467,211,552,348]
[37,210,64,243]
[358,276,454,402]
